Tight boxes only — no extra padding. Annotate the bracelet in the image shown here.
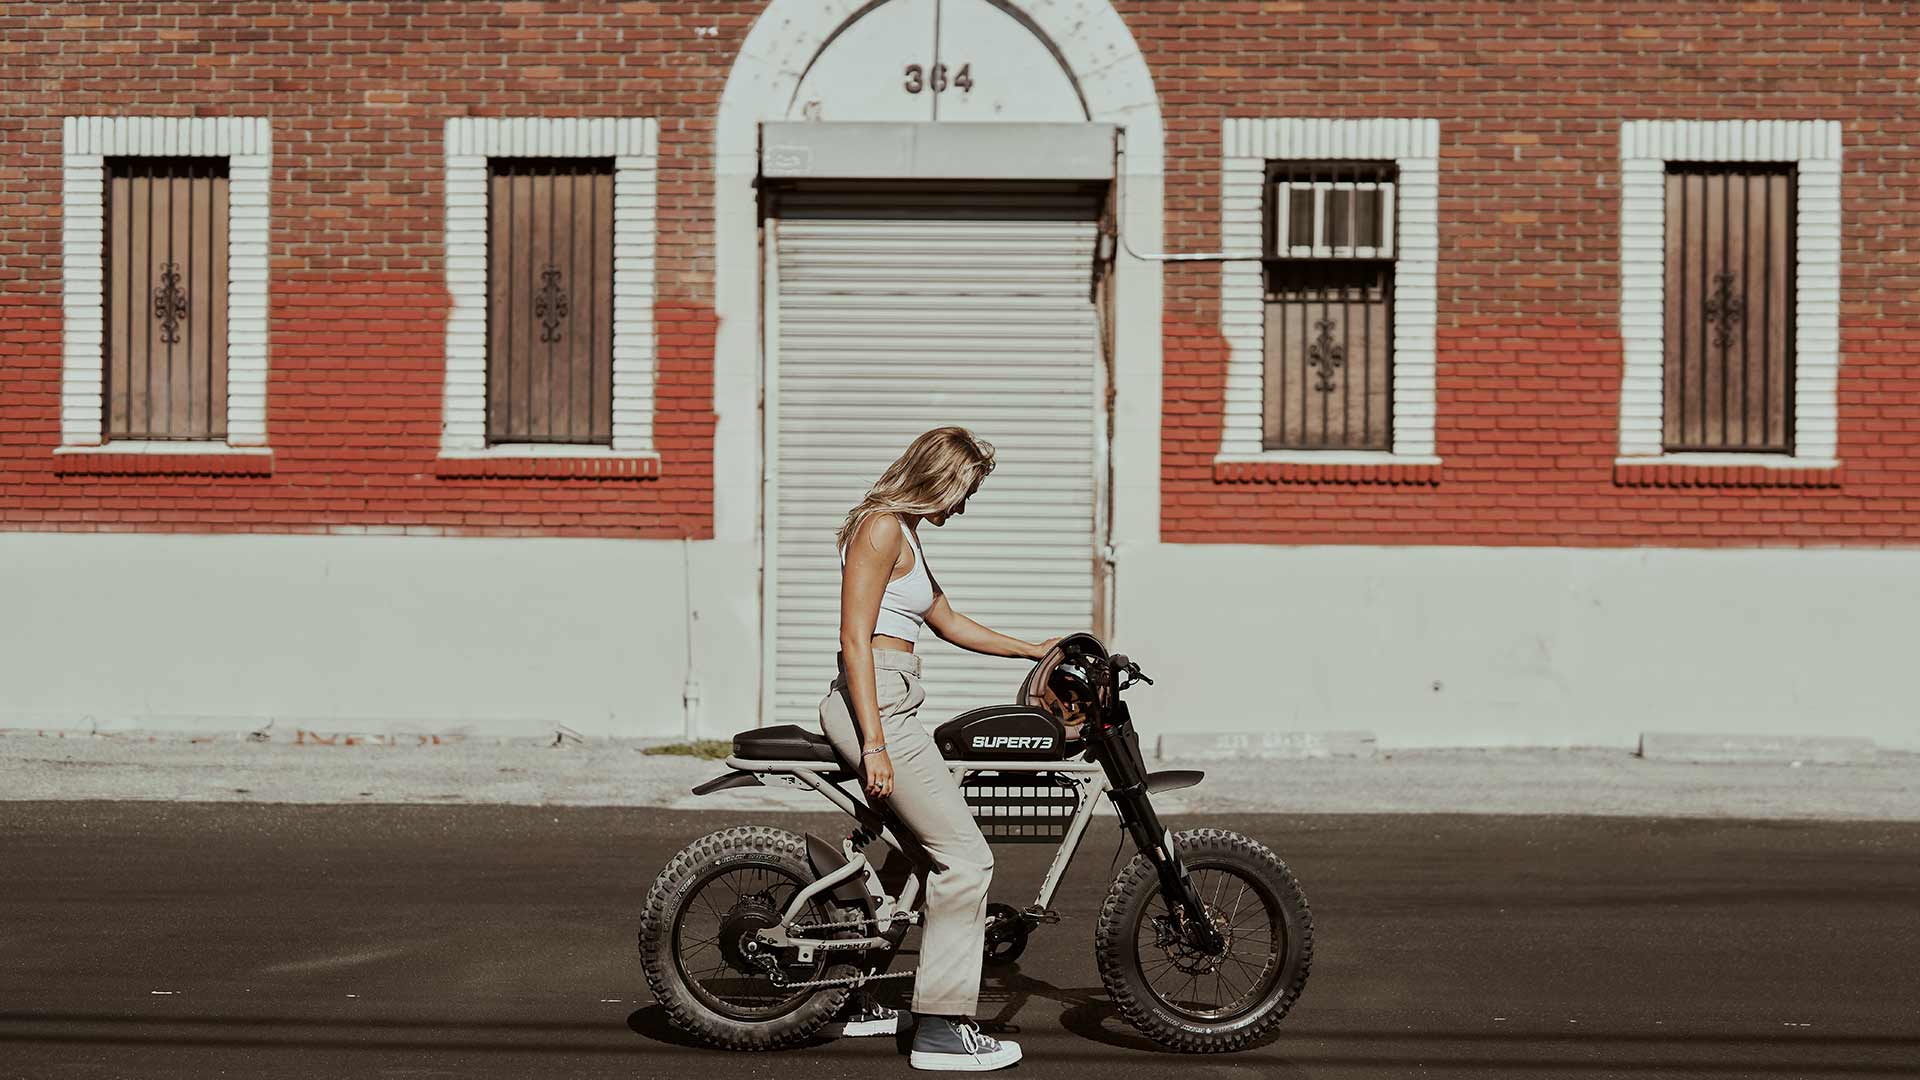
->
[861,744,888,757]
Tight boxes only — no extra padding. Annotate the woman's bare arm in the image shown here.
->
[922,587,1052,660]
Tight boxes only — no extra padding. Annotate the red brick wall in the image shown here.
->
[1138,0,1920,546]
[0,1,742,538]
[2,2,1917,545]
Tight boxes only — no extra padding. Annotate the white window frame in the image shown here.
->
[1217,118,1441,466]
[58,116,272,453]
[1617,119,1842,470]
[1272,178,1395,260]
[440,117,659,460]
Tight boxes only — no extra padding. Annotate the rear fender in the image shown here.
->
[804,832,878,914]
[689,770,765,796]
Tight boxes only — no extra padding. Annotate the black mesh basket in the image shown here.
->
[959,772,1082,844]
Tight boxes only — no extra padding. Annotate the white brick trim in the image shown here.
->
[441,117,660,458]
[1216,118,1442,464]
[1618,119,1842,467]
[61,116,273,447]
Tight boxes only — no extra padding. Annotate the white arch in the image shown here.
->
[712,0,1164,552]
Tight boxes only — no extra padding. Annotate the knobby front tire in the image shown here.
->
[1094,827,1313,1053]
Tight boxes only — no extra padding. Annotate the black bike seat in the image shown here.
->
[731,724,842,764]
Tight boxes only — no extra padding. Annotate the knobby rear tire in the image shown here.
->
[639,825,859,1050]
[1094,827,1313,1053]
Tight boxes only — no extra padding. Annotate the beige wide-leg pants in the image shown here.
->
[818,648,994,1017]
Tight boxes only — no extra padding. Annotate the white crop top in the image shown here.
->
[840,519,935,642]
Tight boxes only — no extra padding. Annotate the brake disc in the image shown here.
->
[1154,904,1233,975]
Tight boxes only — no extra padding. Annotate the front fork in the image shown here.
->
[1095,706,1229,955]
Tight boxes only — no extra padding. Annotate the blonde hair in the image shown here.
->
[835,427,997,556]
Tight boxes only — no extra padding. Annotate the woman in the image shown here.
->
[816,426,1058,1072]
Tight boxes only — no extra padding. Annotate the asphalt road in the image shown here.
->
[2,803,1915,1079]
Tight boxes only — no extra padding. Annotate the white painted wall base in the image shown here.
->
[1111,544,1920,752]
[9,535,1914,752]
[0,534,758,740]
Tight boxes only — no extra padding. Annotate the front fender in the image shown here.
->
[1144,769,1204,795]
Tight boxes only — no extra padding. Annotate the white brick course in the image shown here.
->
[439,118,660,460]
[61,116,273,448]
[1617,119,1842,469]
[1215,118,1443,466]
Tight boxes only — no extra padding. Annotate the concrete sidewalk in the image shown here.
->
[2,730,1916,820]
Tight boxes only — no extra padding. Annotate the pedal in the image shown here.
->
[1022,905,1061,924]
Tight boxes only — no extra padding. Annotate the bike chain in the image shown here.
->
[767,967,917,992]
[743,947,916,992]
[789,913,913,934]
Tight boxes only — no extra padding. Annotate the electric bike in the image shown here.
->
[639,633,1312,1052]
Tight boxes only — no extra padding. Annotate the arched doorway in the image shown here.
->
[715,0,1164,727]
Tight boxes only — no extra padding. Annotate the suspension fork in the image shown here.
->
[1094,705,1228,954]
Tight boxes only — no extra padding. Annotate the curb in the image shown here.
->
[1637,732,1878,765]
[1156,730,1377,761]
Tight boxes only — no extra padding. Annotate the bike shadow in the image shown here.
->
[630,970,1292,1062]
[976,963,1156,1052]
[626,1003,841,1051]
[979,963,1293,1057]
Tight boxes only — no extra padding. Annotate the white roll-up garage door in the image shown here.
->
[769,182,1102,729]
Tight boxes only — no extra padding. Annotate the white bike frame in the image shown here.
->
[721,755,1111,954]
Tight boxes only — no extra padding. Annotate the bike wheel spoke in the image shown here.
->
[676,859,826,1024]
[1215,961,1245,1001]
[1226,952,1268,993]
[1153,965,1187,999]
[1139,954,1182,979]
[1126,866,1297,1020]
[1176,969,1202,1008]
[1227,880,1251,925]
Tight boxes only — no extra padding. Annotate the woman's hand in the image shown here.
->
[1028,637,1062,660]
[862,749,894,800]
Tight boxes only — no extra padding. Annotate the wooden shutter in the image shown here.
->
[105,158,229,440]
[1664,165,1795,452]
[486,158,615,445]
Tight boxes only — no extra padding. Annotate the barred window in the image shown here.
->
[105,157,229,440]
[1262,162,1396,451]
[486,158,615,445]
[1663,164,1795,453]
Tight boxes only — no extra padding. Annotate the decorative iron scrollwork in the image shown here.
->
[1306,316,1344,394]
[152,261,188,345]
[534,265,569,343]
[1705,271,1744,350]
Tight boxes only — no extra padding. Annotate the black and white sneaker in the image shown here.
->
[823,990,902,1037]
[908,1016,1022,1071]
